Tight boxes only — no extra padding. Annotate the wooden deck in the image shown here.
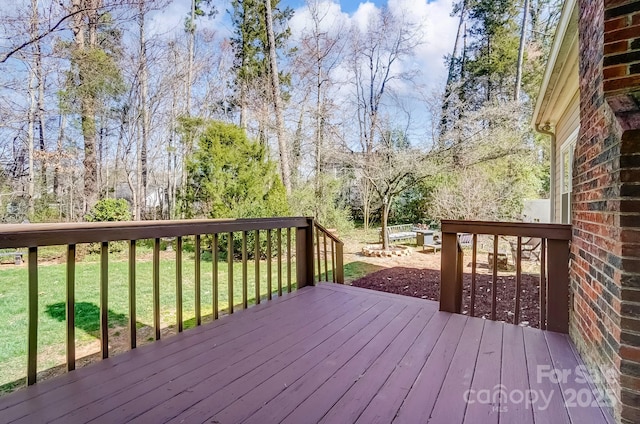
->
[0,283,613,424]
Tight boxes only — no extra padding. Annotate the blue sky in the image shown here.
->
[283,0,388,13]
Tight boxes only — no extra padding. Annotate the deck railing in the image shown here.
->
[0,217,343,387]
[314,222,344,284]
[439,220,572,333]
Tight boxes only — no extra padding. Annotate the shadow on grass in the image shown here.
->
[45,302,128,338]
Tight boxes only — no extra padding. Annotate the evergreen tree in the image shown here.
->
[180,120,288,219]
[229,0,293,131]
[464,0,520,105]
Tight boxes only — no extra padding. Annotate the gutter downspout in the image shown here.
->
[536,123,556,223]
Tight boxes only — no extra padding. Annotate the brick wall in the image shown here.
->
[574,1,640,422]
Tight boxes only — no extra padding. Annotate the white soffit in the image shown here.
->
[532,0,579,128]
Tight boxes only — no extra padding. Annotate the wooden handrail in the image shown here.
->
[0,217,310,248]
[313,221,342,244]
[440,220,571,240]
[440,220,571,333]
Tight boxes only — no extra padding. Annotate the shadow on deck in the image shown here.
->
[0,283,613,424]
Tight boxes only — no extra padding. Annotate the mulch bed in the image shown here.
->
[351,266,541,328]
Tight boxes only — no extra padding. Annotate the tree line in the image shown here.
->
[0,0,560,237]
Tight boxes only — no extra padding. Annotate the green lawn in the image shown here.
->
[0,250,338,391]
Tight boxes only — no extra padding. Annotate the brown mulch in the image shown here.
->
[351,266,541,328]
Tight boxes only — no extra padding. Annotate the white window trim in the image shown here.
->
[560,127,579,224]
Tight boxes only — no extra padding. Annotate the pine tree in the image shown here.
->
[62,0,123,213]
[229,0,293,130]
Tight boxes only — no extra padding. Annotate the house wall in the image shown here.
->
[573,0,640,422]
[554,92,580,222]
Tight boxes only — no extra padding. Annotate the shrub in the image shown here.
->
[85,198,131,222]
[85,198,131,253]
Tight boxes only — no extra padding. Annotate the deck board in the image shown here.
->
[500,323,535,424]
[462,319,503,424]
[0,283,613,424]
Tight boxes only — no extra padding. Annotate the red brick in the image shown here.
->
[621,345,640,362]
[605,25,640,43]
[606,16,630,32]
[633,13,640,26]
[605,40,630,54]
[604,74,640,93]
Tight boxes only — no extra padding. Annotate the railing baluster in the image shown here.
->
[515,237,522,325]
[470,234,477,317]
[228,232,234,314]
[153,238,161,340]
[195,234,201,325]
[315,226,321,282]
[277,228,282,296]
[491,235,498,321]
[66,244,76,371]
[212,233,219,320]
[100,241,109,359]
[287,228,292,293]
[255,230,260,304]
[331,240,336,283]
[540,238,547,330]
[176,236,183,332]
[267,229,272,300]
[323,232,328,281]
[129,240,136,349]
[27,246,38,385]
[242,231,248,309]
[336,241,344,284]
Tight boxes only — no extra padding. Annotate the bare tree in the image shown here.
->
[264,0,291,194]
[348,7,421,230]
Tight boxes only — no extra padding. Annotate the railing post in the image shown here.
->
[336,241,344,284]
[440,231,462,313]
[296,218,315,288]
[546,238,570,333]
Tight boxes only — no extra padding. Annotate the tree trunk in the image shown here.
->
[515,0,529,101]
[315,62,323,214]
[139,0,149,218]
[186,0,195,116]
[264,0,291,195]
[381,196,391,250]
[27,67,36,217]
[440,0,466,139]
[70,0,100,214]
[54,112,66,198]
[292,103,305,189]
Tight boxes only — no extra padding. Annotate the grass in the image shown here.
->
[0,249,336,391]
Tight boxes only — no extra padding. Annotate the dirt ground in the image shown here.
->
[343,237,541,328]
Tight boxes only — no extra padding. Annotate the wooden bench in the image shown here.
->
[379,224,417,244]
[0,251,24,265]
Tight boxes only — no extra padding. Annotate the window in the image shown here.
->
[560,129,578,224]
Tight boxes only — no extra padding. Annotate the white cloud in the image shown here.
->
[289,0,457,90]
[147,0,230,39]
[289,1,350,37]
[351,2,381,32]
